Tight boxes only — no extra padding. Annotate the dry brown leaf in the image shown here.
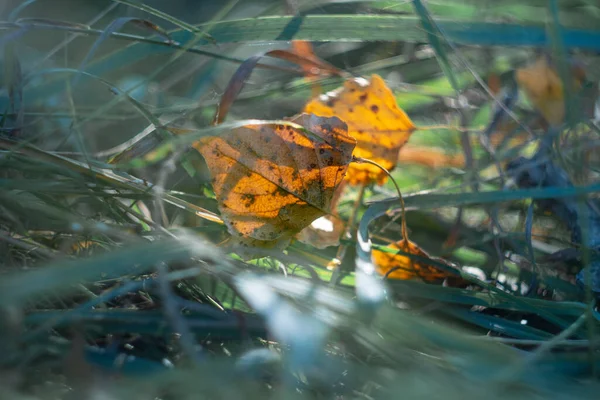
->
[291,41,320,74]
[290,41,323,98]
[195,113,356,246]
[304,74,416,185]
[516,56,586,126]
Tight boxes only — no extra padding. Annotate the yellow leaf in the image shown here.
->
[372,239,465,284]
[516,57,586,126]
[304,74,416,185]
[195,113,356,246]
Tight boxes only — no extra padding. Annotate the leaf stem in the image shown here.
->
[352,157,408,241]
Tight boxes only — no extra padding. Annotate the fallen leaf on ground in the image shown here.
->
[195,113,356,247]
[372,239,464,283]
[304,74,416,185]
[516,56,586,126]
[69,240,104,256]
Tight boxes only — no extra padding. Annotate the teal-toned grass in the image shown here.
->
[3,0,600,398]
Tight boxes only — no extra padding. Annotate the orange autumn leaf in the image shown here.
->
[70,240,103,256]
[516,57,586,126]
[195,113,356,244]
[290,41,324,98]
[291,41,320,75]
[372,239,462,283]
[304,74,416,185]
[398,144,465,169]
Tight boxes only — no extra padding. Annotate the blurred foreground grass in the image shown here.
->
[2,0,600,399]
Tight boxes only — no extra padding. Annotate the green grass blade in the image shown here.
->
[412,0,459,91]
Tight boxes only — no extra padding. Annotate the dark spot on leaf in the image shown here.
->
[359,94,368,102]
[327,158,334,166]
[275,187,288,197]
[319,149,325,154]
[310,163,317,169]
[348,107,354,113]
[242,193,256,207]
[326,98,337,107]
[370,104,379,113]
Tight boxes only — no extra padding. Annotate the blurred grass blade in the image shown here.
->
[7,0,37,21]
[15,18,91,30]
[16,16,600,107]
[3,42,23,137]
[442,307,554,340]
[412,0,459,91]
[113,0,217,43]
[72,17,173,87]
[370,183,600,212]
[27,67,173,145]
[25,309,267,339]
[105,123,182,164]
[199,16,600,48]
[0,138,223,224]
[213,49,341,124]
[213,53,263,125]
[0,238,199,305]
[129,19,174,42]
[386,279,587,318]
